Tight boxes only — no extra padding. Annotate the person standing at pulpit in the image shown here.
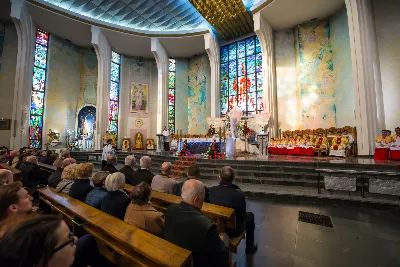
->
[329,130,349,157]
[162,126,170,152]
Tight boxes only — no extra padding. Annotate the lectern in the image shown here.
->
[156,134,164,153]
[257,133,269,156]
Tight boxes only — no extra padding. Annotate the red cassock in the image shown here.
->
[294,147,303,155]
[268,147,276,154]
[374,148,389,160]
[390,150,400,160]
[302,147,315,156]
[287,149,294,155]
[278,147,288,155]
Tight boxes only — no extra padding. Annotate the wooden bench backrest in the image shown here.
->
[124,184,236,231]
[0,163,22,181]
[38,187,192,267]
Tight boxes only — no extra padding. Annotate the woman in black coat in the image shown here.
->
[101,172,130,220]
[69,163,94,202]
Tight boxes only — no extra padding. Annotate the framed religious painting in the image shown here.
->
[130,82,149,113]
[0,119,11,130]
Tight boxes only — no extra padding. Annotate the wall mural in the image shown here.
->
[130,82,148,113]
[79,49,98,107]
[188,54,208,134]
[296,20,336,129]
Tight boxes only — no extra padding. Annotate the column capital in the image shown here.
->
[151,38,169,134]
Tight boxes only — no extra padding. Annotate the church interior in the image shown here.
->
[0,0,399,266]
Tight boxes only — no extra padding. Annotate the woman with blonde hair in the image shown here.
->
[101,172,129,220]
[55,164,78,194]
[69,163,94,202]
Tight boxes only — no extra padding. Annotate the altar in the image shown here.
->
[178,137,224,154]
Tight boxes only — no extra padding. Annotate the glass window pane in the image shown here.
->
[34,44,47,68]
[221,63,228,80]
[257,73,263,89]
[246,37,255,56]
[229,78,237,96]
[111,62,120,82]
[221,46,229,63]
[229,96,237,110]
[29,116,43,140]
[29,140,41,149]
[221,80,228,96]
[169,58,176,72]
[110,82,119,101]
[169,72,175,88]
[229,43,236,59]
[109,101,119,121]
[255,36,261,53]
[247,74,256,92]
[36,31,49,46]
[169,88,175,106]
[30,91,44,116]
[246,55,255,74]
[238,94,246,110]
[238,76,247,95]
[256,53,262,73]
[112,51,121,64]
[238,58,245,77]
[229,60,236,79]
[33,67,46,91]
[238,40,246,58]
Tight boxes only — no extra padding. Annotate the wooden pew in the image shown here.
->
[0,163,22,182]
[124,184,235,234]
[38,187,193,267]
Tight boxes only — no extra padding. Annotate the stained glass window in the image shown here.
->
[29,29,49,148]
[168,58,176,133]
[108,51,121,143]
[220,35,263,117]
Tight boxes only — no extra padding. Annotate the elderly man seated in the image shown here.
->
[151,162,177,194]
[131,156,154,186]
[119,155,136,184]
[0,170,13,186]
[101,154,118,174]
[164,179,229,267]
[19,156,46,189]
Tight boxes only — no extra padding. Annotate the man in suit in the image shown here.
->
[119,155,136,184]
[102,154,118,174]
[209,166,258,254]
[164,179,229,267]
[131,156,154,186]
[151,162,177,194]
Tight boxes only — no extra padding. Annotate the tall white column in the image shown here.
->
[345,0,384,155]
[151,38,168,134]
[253,12,278,137]
[10,0,36,149]
[91,26,111,150]
[204,32,220,118]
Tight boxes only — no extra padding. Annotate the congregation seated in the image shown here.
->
[119,155,136,184]
[101,172,130,220]
[151,162,177,194]
[14,152,29,170]
[39,150,55,165]
[56,164,78,194]
[0,181,33,221]
[164,179,229,267]
[390,127,400,160]
[19,156,46,188]
[53,150,70,168]
[173,164,210,203]
[131,156,154,186]
[124,182,164,237]
[69,163,94,202]
[209,166,258,254]
[48,158,76,188]
[85,171,108,209]
[329,130,349,157]
[0,215,78,267]
[314,133,329,151]
[7,150,18,167]
[102,154,118,174]
[0,169,13,186]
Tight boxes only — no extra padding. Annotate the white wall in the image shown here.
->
[373,0,400,131]
[0,23,18,147]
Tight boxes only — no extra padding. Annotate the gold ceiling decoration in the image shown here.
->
[189,0,254,40]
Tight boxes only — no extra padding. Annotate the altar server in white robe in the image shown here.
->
[102,139,114,169]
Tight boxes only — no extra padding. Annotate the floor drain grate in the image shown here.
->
[298,211,334,228]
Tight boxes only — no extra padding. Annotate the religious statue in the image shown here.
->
[146,139,155,150]
[48,129,60,142]
[122,137,131,151]
[135,132,143,149]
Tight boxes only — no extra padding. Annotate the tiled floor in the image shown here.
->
[234,197,400,267]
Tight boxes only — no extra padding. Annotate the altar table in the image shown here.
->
[179,138,224,154]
